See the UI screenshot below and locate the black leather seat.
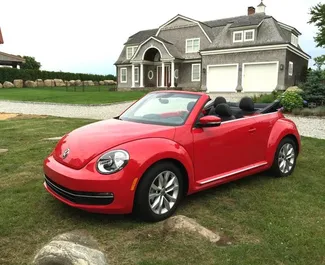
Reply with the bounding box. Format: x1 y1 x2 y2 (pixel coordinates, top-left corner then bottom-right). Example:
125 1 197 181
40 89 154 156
208 96 227 115
214 103 236 121
239 97 256 115
230 106 244 118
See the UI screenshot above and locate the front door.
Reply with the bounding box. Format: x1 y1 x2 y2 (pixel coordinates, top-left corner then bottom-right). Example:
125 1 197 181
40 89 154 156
157 65 170 87
192 117 261 185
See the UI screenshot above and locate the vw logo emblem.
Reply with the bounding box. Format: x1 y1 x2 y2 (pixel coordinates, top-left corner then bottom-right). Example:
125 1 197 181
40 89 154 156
62 148 70 159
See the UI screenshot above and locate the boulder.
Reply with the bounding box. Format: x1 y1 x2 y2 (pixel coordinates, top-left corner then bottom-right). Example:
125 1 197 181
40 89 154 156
0 83 3 88
13 79 24 88
163 215 220 243
69 80 76 86
25 80 37 88
99 81 105 85
54 79 65 87
75 80 82 86
44 79 55 87
32 231 108 265
3 81 14 88
36 79 44 87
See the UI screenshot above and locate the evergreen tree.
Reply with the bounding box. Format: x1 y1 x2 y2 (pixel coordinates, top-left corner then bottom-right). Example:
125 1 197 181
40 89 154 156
302 70 325 105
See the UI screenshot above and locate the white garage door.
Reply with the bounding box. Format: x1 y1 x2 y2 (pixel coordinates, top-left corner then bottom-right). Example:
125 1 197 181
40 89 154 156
207 65 238 92
242 62 278 92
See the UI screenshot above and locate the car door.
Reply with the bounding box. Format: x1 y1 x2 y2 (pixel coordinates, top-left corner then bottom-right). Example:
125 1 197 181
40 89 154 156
192 116 260 184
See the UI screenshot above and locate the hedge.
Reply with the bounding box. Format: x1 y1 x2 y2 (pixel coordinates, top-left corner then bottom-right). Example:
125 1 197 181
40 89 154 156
0 68 116 83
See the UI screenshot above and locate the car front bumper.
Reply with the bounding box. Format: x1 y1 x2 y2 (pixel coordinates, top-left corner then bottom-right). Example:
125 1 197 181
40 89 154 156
43 155 137 214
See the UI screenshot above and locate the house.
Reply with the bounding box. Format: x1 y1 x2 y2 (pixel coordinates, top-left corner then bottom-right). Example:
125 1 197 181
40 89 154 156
0 27 25 68
114 1 310 94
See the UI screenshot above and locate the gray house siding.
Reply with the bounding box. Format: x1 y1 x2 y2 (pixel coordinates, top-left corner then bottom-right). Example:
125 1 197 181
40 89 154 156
117 66 132 89
285 50 308 87
201 49 287 91
178 63 202 89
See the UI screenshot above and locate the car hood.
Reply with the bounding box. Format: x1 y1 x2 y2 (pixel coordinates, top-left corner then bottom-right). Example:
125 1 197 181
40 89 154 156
53 119 176 170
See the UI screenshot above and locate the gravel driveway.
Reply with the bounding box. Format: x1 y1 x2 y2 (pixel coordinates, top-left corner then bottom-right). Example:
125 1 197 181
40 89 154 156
0 100 324 140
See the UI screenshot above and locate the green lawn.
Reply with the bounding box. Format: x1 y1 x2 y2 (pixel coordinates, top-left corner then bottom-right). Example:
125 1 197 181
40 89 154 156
0 116 324 265
0 86 147 104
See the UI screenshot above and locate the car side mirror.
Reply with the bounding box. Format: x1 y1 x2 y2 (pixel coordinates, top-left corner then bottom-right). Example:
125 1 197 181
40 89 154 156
197 116 221 128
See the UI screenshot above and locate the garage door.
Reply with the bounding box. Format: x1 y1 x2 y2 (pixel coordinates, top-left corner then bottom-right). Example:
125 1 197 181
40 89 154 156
242 63 278 92
207 65 238 92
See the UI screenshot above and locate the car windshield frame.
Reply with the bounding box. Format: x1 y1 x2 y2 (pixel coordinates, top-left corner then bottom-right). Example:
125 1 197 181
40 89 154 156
119 92 201 126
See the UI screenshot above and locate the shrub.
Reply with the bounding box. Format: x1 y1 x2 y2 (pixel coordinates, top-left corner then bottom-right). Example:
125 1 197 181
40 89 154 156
279 91 304 112
301 69 325 105
253 91 283 103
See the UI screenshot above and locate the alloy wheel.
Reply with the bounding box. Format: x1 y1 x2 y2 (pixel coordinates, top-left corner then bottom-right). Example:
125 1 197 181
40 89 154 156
148 170 179 215
278 143 295 174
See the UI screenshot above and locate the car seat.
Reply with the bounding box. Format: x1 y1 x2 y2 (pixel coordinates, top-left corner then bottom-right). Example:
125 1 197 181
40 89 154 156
214 103 236 122
239 97 255 115
208 96 227 115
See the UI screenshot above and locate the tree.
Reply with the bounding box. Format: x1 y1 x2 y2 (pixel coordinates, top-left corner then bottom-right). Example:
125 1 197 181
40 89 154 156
20 56 41 70
302 69 325 105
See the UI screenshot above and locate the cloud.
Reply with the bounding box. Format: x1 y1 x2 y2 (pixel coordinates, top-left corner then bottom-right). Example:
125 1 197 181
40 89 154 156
0 0 322 75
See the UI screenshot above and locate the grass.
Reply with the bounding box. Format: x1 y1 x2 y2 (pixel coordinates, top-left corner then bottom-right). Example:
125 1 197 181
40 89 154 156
0 86 147 104
0 116 325 265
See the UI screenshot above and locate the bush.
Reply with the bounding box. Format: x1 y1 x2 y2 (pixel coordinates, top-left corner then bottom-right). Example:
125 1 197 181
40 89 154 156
0 68 116 83
253 91 283 103
301 69 325 105
279 91 304 112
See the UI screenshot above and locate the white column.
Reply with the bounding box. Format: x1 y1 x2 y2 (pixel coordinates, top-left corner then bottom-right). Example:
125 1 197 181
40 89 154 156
131 64 135 88
140 63 144 87
161 61 165 87
171 61 175 87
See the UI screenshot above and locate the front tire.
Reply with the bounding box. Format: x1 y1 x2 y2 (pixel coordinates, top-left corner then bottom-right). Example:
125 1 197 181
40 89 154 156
134 162 184 222
271 137 298 178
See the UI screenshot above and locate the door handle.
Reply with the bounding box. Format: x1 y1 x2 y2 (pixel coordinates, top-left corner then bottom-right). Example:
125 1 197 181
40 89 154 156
248 128 256 133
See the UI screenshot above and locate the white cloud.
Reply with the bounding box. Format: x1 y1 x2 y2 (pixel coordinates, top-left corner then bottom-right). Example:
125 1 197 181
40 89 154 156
0 0 322 75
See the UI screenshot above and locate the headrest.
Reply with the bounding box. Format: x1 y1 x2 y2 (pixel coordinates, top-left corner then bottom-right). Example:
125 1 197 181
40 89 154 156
215 103 233 117
239 97 254 111
213 96 227 107
187 101 195 111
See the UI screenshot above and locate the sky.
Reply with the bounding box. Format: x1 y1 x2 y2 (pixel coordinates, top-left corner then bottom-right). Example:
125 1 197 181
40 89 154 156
0 0 324 76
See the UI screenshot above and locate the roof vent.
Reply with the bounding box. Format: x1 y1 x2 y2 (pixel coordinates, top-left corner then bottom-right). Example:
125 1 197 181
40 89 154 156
256 0 266 13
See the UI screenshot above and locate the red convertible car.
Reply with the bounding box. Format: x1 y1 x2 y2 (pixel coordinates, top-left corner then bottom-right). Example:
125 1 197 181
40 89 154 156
43 90 300 222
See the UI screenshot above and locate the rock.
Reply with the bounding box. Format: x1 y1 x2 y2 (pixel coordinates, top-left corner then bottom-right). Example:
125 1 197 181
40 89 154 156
0 149 8 153
104 80 116 85
75 80 82 86
54 79 65 87
13 79 24 88
44 79 55 87
163 215 220 243
99 81 105 85
25 80 37 88
32 231 108 265
36 79 44 87
3 81 14 88
0 83 3 88
69 80 76 86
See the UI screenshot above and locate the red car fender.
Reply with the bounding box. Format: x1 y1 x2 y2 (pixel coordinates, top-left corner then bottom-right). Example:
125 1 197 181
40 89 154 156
266 118 301 165
117 138 195 194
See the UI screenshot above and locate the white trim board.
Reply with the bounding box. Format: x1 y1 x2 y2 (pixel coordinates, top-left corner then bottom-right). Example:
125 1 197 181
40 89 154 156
131 36 174 61
155 14 212 43
200 44 310 61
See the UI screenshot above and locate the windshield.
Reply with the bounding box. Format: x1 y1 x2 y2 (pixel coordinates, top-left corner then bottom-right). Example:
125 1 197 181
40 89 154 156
119 92 201 126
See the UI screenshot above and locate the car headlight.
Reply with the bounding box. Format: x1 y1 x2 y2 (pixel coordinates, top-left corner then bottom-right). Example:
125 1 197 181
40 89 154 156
97 150 129 174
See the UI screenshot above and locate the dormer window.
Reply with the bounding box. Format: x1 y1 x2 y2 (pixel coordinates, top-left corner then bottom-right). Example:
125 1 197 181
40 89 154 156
233 29 255 43
126 46 138 59
186 38 200 53
291 34 298 47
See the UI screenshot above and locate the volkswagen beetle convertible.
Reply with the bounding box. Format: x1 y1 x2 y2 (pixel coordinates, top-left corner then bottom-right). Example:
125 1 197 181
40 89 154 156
43 90 300 222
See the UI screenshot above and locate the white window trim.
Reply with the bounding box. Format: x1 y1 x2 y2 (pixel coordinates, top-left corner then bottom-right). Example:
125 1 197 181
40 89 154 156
244 29 255 42
233 31 243 43
134 67 139 83
126 46 138 59
186 38 200 53
120 68 127 83
148 70 154 80
191 63 201 82
288 61 293 76
291 34 298 47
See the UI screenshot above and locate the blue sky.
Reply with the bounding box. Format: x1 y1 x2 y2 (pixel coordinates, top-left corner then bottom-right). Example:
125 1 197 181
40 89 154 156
0 0 323 75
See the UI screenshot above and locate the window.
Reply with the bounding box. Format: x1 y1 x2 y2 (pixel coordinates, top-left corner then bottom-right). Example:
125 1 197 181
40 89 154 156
192 64 201 82
288 61 293 76
148 70 154 80
174 69 179 79
120 68 127 83
126 46 138 59
233 31 243 42
244 30 255 41
186 38 200 53
291 34 298 47
134 67 139 83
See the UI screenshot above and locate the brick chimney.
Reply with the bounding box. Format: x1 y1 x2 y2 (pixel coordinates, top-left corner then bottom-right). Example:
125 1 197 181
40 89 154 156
0 27 3 44
248 6 256 15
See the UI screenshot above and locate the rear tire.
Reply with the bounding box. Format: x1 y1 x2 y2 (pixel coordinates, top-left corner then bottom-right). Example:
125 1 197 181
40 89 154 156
134 161 184 222
271 137 297 178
